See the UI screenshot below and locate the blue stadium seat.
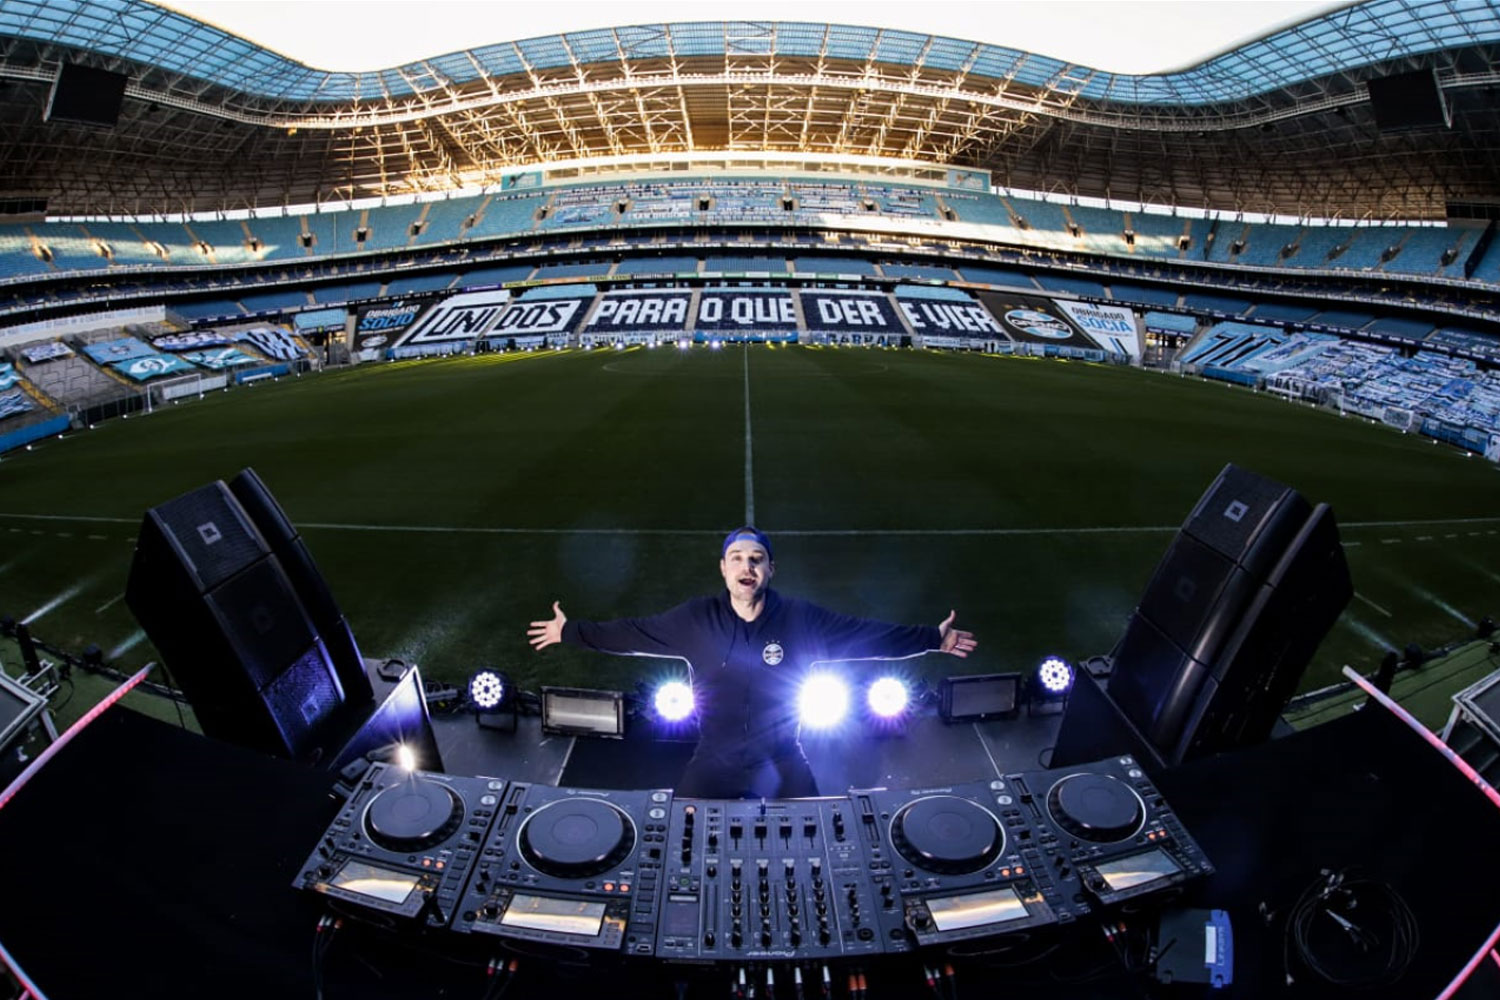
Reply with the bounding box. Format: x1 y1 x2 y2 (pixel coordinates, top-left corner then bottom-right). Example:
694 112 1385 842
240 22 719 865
238 288 313 312
383 273 457 295
879 262 958 281
615 256 699 275
1033 274 1108 298
456 263 535 287
170 298 245 320
1181 291 1251 315
1108 283 1179 307
311 281 383 304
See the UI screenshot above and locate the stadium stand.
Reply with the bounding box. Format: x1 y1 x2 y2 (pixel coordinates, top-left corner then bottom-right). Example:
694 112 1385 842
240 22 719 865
1181 291 1252 315
1308 308 1375 330
242 215 309 261
532 260 613 280
615 256 699 275
466 194 546 238
1108 283 1180 307
1246 301 1318 323
0 226 52 278
167 298 245 320
311 281 383 304
383 272 457 295
17 349 132 408
956 264 1037 288
1033 274 1108 298
703 256 789 273
792 256 877 275
455 263 535 287
1143 311 1200 334
879 262 959 281
238 288 313 312
1366 316 1437 338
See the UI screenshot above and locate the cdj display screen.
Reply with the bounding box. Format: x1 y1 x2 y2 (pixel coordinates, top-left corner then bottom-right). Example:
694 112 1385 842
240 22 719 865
330 861 420 904
926 886 1027 931
502 895 608 937
1095 848 1181 891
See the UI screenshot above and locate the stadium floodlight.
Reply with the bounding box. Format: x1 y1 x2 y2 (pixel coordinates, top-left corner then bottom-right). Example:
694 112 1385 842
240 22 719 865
653 680 696 722
865 676 910 719
469 668 517 732
798 673 850 730
1028 657 1074 716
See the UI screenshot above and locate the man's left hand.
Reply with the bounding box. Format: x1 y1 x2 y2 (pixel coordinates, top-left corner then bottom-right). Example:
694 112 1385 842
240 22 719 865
937 610 977 658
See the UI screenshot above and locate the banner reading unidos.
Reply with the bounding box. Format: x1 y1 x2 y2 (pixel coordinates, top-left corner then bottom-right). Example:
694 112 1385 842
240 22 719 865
397 289 511 346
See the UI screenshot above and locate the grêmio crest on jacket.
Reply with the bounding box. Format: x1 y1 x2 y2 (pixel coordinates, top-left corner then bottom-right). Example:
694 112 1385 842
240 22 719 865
761 642 785 666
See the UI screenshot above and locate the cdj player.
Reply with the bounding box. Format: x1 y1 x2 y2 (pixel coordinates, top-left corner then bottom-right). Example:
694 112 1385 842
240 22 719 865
450 783 671 956
293 763 503 928
297 754 1212 965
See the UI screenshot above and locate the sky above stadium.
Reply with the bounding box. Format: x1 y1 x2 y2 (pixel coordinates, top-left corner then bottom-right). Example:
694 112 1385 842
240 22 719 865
154 0 1354 75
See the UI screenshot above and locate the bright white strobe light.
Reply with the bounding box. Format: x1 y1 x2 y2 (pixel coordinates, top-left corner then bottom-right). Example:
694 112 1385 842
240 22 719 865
469 670 506 710
866 677 910 718
798 673 851 729
1037 657 1074 695
653 680 696 722
395 744 417 772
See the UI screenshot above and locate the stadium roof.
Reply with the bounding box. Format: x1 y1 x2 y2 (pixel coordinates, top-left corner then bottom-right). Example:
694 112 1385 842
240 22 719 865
1 0 1498 219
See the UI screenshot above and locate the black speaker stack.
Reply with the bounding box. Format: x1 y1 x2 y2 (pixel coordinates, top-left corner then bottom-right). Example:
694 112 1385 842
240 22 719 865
125 470 374 763
1058 463 1352 768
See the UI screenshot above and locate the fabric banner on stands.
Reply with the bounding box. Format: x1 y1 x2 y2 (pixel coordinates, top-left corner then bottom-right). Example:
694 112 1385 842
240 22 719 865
19 341 73 363
110 354 195 381
695 290 797 331
488 297 589 337
236 327 308 360
0 389 33 420
798 290 905 334
83 337 156 364
584 291 692 332
182 348 259 371
154 331 234 351
897 295 1002 338
974 291 1103 350
1055 300 1140 359
354 300 422 354
396 289 512 346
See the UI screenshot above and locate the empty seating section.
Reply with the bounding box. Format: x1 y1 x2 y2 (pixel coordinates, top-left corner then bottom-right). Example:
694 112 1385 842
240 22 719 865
358 203 425 252
1290 226 1353 268
384 273 456 295
0 227 52 279
170 298 244 320
1247 301 1317 323
532 261 611 280
1308 309 1374 331
1065 205 1125 255
416 196 485 244
1033 274 1107 299
238 288 312 313
81 222 167 267
938 192 1013 228
1232 224 1299 267
868 187 936 218
1397 227 1469 278
703 256 788 273
1335 230 1395 270
180 219 259 265
19 352 131 407
466 195 545 238
1181 292 1250 315
1366 316 1436 339
792 256 876 275
1124 212 1197 257
311 281 382 304
957 264 1036 288
456 264 535 287
243 216 308 261
39 225 110 272
615 256 699 275
299 213 342 255
879 263 957 281
1109 283 1179 307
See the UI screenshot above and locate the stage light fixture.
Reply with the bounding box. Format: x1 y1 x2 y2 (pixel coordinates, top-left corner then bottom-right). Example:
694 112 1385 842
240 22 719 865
468 668 517 732
798 673 850 729
542 686 625 738
469 669 507 711
1028 657 1074 716
865 676 910 719
653 680 695 722
395 743 417 772
1037 657 1075 695
938 672 1021 723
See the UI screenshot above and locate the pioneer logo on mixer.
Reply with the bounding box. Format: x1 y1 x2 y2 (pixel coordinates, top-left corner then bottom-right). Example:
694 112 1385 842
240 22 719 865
762 642 784 665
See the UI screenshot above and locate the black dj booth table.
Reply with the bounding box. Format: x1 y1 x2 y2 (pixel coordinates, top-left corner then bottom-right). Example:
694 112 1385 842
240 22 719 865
2 703 1498 1000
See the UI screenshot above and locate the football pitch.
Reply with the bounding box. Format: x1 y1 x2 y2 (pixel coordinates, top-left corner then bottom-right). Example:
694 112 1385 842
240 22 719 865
4 344 1500 713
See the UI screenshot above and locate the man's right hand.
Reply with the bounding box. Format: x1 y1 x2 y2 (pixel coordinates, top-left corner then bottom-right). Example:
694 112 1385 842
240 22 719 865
527 601 567 650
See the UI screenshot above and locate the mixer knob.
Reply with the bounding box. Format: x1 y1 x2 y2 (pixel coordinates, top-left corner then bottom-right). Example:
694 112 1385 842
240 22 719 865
914 913 931 930
785 862 796 879
757 859 769 875
707 865 717 878
732 904 742 918
787 903 799 917
780 822 792 840
789 929 801 947
731 929 743 948
804 821 817 839
708 832 718 849
483 903 499 919
704 931 715 948
754 823 767 841
816 902 827 916
760 930 772 948
732 889 742 903
760 903 770 919
819 927 831 945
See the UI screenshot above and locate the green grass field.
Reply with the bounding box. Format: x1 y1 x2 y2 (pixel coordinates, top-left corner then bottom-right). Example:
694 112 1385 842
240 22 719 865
4 345 1500 712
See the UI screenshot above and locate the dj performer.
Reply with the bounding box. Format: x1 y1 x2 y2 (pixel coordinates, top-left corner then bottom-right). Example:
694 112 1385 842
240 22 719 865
528 527 976 798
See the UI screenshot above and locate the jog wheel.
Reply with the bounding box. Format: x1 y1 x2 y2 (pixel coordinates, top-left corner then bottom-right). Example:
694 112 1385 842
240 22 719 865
889 796 1003 875
364 776 464 852
518 798 635 878
1046 774 1145 843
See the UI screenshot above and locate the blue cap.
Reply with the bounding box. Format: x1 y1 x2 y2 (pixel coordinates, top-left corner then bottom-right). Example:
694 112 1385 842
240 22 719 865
721 526 773 561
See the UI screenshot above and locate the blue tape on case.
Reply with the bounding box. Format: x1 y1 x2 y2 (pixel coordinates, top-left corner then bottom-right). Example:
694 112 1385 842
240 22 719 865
1205 908 1233 988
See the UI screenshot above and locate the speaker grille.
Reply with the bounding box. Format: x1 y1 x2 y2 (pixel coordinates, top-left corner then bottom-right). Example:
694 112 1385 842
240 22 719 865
263 643 342 759
152 483 267 592
1183 465 1293 560
204 559 317 689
